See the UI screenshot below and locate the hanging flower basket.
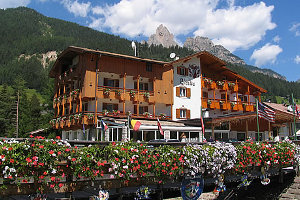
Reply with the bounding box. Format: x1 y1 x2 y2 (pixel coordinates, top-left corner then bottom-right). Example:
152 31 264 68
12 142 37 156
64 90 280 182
102 109 109 116
143 92 150 99
129 90 136 98
228 82 235 89
71 89 79 97
103 88 111 96
143 112 151 118
114 89 122 96
113 110 120 116
87 113 94 120
159 113 167 119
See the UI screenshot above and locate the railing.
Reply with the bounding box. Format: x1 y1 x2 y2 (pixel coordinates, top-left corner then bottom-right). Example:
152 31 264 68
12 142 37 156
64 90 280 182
202 98 255 112
51 111 172 128
202 77 238 92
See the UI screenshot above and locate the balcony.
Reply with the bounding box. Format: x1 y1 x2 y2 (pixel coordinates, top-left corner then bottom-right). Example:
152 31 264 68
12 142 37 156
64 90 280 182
202 98 253 112
51 111 171 129
97 86 154 103
202 77 238 93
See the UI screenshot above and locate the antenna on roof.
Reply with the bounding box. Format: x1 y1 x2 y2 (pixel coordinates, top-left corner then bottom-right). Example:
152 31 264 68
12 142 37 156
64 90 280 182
131 41 137 57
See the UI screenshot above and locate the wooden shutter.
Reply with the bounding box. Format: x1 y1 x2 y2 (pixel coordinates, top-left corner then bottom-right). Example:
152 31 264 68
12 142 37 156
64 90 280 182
176 109 180 119
176 87 180 97
186 109 190 119
187 88 191 97
177 67 180 75
115 79 119 88
134 105 137 114
185 68 189 76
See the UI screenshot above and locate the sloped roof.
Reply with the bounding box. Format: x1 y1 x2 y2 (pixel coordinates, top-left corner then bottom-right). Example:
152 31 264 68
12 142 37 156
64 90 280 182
264 102 299 123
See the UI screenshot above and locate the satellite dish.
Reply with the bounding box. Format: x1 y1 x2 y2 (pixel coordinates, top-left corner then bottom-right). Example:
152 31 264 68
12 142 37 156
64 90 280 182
175 56 179 60
170 52 176 59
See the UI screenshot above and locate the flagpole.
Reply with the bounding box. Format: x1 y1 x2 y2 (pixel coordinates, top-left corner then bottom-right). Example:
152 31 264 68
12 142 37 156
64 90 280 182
256 99 260 141
200 105 204 142
127 115 130 140
292 93 296 140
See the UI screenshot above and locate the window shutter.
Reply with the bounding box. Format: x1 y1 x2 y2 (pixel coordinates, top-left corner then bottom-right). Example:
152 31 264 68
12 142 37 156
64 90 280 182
134 105 137 114
176 109 180 119
176 87 180 97
177 67 180 75
187 88 191 97
185 68 189 76
186 109 190 119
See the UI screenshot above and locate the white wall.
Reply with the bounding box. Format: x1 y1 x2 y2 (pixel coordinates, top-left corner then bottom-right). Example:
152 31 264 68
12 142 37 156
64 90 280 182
173 57 201 120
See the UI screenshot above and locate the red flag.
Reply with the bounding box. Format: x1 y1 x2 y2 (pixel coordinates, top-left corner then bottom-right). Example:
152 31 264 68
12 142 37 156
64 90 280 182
101 120 108 131
157 118 164 135
200 116 205 137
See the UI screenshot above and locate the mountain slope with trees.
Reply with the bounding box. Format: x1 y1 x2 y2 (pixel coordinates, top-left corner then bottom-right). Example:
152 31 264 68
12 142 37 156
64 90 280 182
0 7 299 137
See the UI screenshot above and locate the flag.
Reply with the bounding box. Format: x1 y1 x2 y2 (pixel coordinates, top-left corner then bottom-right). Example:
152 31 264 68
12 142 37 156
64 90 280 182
157 118 164 135
257 102 275 123
101 120 108 132
130 118 141 131
200 116 205 138
296 105 300 119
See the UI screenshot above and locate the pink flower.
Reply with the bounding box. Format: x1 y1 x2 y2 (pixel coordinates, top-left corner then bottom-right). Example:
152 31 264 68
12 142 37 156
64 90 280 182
71 158 76 162
65 148 70 152
39 145 44 149
56 136 61 140
51 177 55 181
59 183 63 188
50 184 55 188
49 150 54 155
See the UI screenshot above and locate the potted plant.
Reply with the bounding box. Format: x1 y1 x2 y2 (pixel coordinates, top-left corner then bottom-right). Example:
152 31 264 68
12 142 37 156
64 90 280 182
207 99 212 106
103 88 111 96
230 102 236 109
216 80 225 87
87 113 94 120
69 114 74 121
71 89 79 97
102 109 109 116
129 90 136 98
159 113 167 119
143 112 151 118
219 100 224 106
113 110 120 116
228 82 235 89
143 92 150 99
126 111 132 116
114 89 122 96
49 119 56 126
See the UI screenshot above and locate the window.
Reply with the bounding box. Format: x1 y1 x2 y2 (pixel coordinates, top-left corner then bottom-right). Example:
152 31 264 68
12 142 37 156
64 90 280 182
221 94 229 100
134 105 148 115
103 103 118 112
180 109 186 118
83 102 88 112
180 88 186 97
176 108 190 119
176 87 191 97
103 78 119 88
134 82 149 91
203 91 208 98
177 66 188 76
146 63 152 72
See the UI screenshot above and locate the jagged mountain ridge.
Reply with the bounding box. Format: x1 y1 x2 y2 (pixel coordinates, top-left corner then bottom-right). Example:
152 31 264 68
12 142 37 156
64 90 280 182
148 24 286 81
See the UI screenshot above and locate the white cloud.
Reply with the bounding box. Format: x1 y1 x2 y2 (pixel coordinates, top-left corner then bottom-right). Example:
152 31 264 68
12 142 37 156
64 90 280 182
0 0 31 9
289 23 300 36
272 35 280 43
250 43 282 67
88 0 275 52
62 0 91 17
295 55 300 64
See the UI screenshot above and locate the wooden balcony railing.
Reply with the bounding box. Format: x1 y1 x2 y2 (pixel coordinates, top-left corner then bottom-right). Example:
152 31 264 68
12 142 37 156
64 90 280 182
202 98 255 112
51 111 171 129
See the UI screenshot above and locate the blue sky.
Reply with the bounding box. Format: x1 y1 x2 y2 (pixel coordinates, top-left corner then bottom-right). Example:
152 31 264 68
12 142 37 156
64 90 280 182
1 0 300 81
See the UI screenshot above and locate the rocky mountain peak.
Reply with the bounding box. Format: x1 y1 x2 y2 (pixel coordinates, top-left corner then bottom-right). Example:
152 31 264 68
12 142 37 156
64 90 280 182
147 24 177 48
